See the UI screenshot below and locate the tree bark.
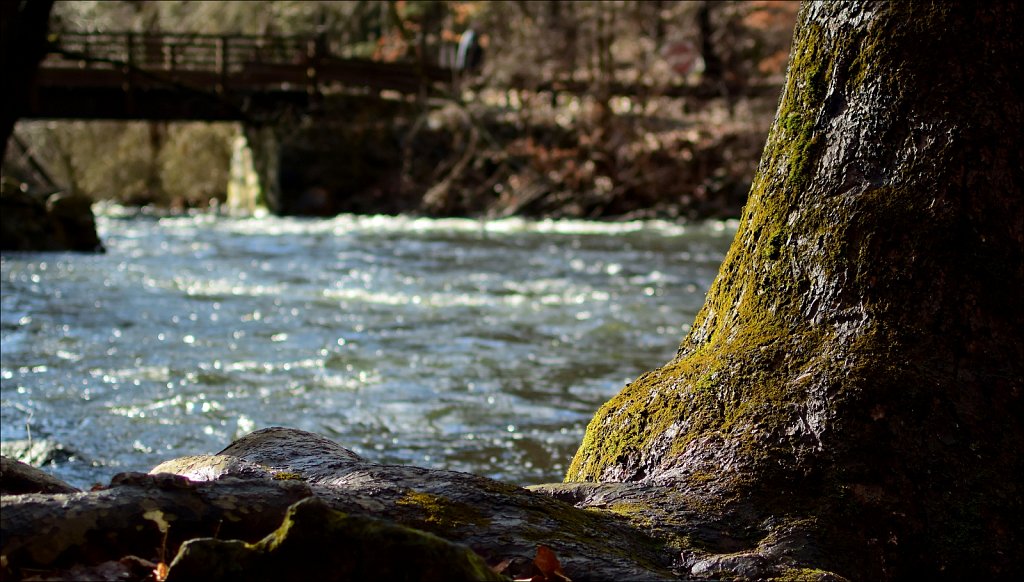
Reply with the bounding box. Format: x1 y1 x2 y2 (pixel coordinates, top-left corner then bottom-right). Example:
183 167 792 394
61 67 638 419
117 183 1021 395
0 0 55 164
696 1 722 84
568 1 1023 579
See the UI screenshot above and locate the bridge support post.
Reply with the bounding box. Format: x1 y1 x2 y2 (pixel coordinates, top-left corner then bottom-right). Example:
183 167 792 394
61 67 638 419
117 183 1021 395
227 124 281 215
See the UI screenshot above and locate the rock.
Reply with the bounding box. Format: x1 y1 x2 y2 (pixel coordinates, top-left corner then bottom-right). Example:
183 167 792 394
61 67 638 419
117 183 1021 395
1 428 848 580
165 496 506 582
45 192 104 252
0 473 313 575
0 438 86 466
1 557 156 582
157 427 678 580
0 456 79 495
0 186 104 252
0 188 52 251
150 454 274 482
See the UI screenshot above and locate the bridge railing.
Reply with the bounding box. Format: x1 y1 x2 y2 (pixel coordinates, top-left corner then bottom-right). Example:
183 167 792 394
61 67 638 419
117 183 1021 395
45 31 322 76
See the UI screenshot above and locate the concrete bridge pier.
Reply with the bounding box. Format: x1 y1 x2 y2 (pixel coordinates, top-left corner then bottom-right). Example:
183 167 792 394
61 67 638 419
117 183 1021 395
227 124 282 215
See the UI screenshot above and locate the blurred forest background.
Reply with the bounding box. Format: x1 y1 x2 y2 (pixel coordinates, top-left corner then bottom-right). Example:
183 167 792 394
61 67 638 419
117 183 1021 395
7 0 798 219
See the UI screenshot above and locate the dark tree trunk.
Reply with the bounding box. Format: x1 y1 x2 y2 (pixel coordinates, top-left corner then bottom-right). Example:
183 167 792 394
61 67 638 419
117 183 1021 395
0 0 55 164
696 1 722 84
568 1 1023 579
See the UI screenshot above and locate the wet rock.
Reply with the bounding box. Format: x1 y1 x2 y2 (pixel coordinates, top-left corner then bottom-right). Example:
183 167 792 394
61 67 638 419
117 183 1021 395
1 557 155 582
150 454 275 481
0 456 79 495
0 474 313 575
155 428 677 581
0 187 104 252
165 496 505 582
1 427 840 580
216 425 366 470
0 438 86 466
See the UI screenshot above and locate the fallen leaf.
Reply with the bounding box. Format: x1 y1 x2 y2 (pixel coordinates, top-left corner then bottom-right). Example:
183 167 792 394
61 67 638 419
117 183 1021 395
533 545 571 582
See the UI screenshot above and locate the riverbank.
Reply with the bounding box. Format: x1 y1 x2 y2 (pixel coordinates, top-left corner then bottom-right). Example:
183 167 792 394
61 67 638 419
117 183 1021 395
231 89 780 220
9 88 779 221
415 91 777 221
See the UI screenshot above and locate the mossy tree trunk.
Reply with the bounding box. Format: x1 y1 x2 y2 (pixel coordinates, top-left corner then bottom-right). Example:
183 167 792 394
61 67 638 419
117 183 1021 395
568 1 1023 579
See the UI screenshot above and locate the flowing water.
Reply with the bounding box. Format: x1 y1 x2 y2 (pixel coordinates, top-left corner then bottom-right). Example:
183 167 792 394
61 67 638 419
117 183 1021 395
1 206 735 488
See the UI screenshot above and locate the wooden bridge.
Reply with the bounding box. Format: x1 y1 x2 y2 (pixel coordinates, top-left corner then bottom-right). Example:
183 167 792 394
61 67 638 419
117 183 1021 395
26 30 786 124
25 31 455 122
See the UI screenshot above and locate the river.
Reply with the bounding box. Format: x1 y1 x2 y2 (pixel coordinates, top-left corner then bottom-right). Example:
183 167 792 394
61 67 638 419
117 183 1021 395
0 207 735 488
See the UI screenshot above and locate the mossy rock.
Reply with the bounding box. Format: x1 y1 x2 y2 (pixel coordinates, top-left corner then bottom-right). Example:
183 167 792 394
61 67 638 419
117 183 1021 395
165 496 506 582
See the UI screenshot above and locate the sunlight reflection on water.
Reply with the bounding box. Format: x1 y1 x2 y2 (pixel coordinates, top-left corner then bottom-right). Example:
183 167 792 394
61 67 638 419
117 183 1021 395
1 208 735 487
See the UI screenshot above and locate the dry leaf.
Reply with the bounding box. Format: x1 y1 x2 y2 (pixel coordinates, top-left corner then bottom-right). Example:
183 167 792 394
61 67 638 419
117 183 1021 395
533 545 571 582
154 561 169 582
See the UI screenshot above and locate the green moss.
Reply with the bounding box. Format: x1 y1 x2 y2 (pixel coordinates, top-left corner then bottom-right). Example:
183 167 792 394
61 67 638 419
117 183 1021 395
477 478 527 497
395 490 491 532
605 501 654 526
762 229 784 261
775 21 830 193
847 36 873 92
566 13 841 485
515 496 684 577
567 310 808 482
166 497 505 582
271 471 304 481
518 494 618 546
523 506 633 559
776 567 848 581
688 470 716 483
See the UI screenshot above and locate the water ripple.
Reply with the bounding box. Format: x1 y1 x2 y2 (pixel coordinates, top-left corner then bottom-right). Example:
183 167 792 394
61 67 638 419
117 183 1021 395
1 209 733 486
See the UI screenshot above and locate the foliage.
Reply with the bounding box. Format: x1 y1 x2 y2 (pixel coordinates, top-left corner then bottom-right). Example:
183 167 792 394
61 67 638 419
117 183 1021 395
10 1 798 216
14 121 234 208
